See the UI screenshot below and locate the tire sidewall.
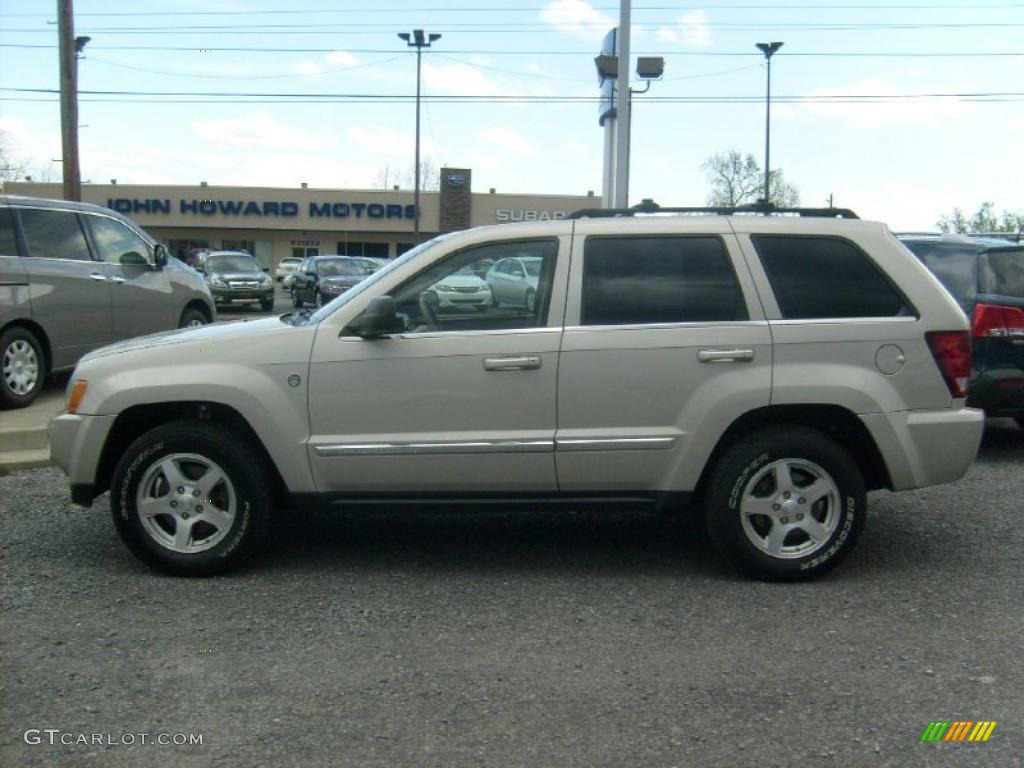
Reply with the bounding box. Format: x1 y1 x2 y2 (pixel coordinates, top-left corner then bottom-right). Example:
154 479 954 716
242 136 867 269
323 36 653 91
110 424 269 576
707 429 865 580
0 326 45 408
178 308 207 328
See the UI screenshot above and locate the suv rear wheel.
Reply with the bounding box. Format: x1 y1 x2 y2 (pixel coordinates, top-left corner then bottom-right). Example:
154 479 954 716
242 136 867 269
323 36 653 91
0 326 45 409
705 427 865 580
110 421 272 575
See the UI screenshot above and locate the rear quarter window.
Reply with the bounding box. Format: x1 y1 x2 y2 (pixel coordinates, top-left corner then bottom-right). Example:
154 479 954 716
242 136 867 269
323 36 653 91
979 249 1024 298
752 235 913 319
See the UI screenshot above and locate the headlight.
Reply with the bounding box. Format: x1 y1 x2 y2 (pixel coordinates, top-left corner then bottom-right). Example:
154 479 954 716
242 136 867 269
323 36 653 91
437 284 456 292
210 275 227 287
260 274 271 285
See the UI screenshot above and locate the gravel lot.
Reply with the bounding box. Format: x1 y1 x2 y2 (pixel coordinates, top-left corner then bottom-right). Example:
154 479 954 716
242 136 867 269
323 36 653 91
1 420 1022 768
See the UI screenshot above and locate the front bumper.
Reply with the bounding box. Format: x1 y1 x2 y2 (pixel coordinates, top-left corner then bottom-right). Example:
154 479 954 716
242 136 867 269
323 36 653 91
860 407 984 491
211 287 274 303
48 411 118 507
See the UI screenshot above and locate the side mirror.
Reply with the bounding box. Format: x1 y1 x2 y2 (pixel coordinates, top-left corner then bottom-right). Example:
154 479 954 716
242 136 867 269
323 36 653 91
153 243 169 268
345 295 398 338
262 266 270 273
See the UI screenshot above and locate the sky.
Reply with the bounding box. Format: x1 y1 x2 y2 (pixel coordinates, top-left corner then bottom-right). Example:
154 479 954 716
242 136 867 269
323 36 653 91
0 0 1022 229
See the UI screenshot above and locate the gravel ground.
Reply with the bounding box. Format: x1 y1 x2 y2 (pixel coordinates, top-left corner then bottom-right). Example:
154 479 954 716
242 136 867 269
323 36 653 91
1 420 1022 768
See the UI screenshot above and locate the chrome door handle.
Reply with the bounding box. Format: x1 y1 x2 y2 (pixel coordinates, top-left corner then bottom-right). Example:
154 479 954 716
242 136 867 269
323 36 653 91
483 356 542 371
698 348 755 363
110 276 126 284
89 272 108 282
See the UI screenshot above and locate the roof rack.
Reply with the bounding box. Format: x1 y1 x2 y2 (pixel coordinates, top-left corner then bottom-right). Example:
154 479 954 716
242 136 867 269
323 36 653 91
568 198 860 220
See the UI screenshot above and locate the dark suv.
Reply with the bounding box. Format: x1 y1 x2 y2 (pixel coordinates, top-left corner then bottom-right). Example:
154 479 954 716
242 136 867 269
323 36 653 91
900 234 1024 427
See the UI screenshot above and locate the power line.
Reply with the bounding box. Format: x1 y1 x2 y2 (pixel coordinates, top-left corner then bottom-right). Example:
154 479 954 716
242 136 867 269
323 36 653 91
4 43 1024 58
2 2 1022 16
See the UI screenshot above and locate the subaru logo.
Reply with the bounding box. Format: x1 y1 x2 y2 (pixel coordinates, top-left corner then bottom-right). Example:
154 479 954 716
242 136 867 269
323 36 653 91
446 173 466 188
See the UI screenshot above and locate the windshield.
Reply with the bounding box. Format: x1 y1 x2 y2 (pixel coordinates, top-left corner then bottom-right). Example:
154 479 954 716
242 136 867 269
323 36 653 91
207 254 260 273
305 232 459 324
318 259 364 277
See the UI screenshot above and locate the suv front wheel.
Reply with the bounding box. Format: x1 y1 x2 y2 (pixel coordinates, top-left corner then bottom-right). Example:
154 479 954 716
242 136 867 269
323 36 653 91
705 427 865 580
110 421 272 575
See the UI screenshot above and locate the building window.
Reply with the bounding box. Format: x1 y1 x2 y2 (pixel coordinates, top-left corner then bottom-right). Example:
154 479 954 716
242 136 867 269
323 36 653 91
336 241 389 257
292 245 319 259
397 243 415 256
222 239 255 254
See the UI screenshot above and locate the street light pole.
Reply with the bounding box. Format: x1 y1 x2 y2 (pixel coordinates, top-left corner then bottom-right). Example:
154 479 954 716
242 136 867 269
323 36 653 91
755 41 783 207
398 29 440 243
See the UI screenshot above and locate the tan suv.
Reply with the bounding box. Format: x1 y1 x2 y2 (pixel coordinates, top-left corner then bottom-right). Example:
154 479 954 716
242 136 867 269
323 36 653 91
48 204 984 579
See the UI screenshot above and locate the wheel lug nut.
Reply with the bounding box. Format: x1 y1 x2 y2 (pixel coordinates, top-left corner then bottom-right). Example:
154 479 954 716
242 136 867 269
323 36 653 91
177 487 185 494
181 512 189 519
798 497 806 504
783 492 791 499
772 503 781 511
170 500 178 508
195 505 203 513
796 513 804 521
780 517 789 524
193 490 200 497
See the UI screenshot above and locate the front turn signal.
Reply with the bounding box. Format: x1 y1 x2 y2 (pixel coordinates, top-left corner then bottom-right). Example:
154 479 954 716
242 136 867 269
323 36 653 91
67 380 88 413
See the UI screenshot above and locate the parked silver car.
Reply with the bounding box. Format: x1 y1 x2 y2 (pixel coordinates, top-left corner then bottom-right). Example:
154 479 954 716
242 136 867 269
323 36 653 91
0 195 215 408
486 255 542 310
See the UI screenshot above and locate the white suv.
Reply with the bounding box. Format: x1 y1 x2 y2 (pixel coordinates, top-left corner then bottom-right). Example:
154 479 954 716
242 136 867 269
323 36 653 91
49 204 984 579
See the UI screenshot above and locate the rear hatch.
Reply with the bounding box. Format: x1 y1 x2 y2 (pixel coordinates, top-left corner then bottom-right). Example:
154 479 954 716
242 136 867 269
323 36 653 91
974 245 1024 383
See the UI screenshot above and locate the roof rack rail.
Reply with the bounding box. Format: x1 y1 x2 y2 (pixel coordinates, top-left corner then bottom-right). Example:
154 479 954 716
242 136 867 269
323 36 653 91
568 198 860 220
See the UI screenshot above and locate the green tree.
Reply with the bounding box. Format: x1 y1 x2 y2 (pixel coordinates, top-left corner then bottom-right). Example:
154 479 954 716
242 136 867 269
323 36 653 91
701 150 799 207
938 202 1024 234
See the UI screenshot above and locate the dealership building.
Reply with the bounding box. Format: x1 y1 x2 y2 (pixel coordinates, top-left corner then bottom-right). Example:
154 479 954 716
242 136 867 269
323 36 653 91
7 168 596 269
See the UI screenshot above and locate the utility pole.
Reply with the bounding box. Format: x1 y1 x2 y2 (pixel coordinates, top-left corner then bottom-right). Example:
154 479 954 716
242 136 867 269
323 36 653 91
58 0 82 202
398 29 440 243
612 0 631 207
755 41 783 207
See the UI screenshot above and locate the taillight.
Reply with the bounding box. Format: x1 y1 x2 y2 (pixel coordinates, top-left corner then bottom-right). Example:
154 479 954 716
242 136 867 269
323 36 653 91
972 303 1024 338
925 331 970 399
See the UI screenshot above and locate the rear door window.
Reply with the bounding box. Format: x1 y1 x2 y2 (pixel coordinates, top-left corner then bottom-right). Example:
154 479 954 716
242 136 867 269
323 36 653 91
581 236 747 325
0 208 19 255
20 209 93 261
752 235 912 319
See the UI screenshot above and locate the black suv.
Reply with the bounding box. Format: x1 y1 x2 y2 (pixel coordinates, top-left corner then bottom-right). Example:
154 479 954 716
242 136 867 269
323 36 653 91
900 234 1024 427
290 255 368 308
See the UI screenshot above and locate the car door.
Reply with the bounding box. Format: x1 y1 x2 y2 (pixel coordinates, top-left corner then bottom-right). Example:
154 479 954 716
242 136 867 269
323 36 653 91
555 221 772 492
306 233 570 494
83 212 174 339
16 206 113 369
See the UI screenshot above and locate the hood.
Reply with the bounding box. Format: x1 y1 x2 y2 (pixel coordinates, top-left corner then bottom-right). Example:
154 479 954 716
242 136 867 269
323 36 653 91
81 316 284 362
437 275 487 289
321 275 363 286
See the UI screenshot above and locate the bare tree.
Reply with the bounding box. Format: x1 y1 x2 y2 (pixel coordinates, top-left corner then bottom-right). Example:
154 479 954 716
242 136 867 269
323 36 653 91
375 159 441 191
0 130 29 187
701 149 799 207
938 202 1024 234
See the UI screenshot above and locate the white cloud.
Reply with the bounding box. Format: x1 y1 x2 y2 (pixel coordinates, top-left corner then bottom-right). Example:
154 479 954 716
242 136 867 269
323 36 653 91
347 126 437 158
421 62 514 97
800 79 971 126
480 128 538 157
188 112 329 149
658 10 712 47
326 50 359 67
564 138 587 153
293 60 325 77
679 11 712 47
539 0 615 41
